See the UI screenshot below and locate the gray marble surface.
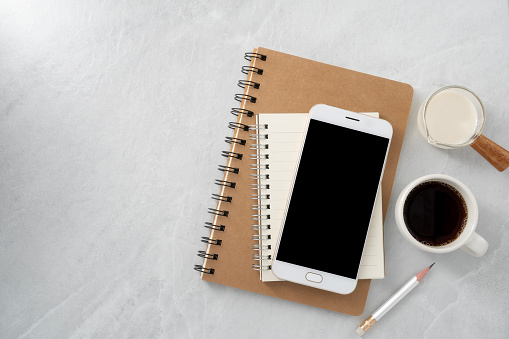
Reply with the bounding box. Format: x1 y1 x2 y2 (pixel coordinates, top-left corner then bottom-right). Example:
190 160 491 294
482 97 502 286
1 1 509 338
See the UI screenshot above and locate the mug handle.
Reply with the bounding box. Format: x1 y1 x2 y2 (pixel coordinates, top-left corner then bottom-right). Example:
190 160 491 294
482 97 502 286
461 232 489 257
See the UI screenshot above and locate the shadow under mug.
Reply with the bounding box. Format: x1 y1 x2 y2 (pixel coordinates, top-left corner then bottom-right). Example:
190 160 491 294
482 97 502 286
395 174 488 257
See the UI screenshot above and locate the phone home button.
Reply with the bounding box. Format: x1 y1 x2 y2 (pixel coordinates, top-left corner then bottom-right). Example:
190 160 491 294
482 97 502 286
305 272 323 283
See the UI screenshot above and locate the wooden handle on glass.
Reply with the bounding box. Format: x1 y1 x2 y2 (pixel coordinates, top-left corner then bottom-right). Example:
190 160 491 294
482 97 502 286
470 134 509 172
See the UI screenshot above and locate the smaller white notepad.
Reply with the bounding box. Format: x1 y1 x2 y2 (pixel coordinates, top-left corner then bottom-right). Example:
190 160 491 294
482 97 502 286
254 113 385 282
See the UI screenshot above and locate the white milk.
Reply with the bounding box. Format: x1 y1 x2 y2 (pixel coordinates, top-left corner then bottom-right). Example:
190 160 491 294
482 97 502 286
424 91 478 145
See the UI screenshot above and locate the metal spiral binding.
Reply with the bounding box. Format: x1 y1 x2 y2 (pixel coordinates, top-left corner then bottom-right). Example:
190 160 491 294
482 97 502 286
234 94 256 103
252 264 271 271
221 151 243 160
252 254 271 260
214 179 236 188
251 224 271 230
250 154 269 160
211 194 232 203
228 122 250 131
208 208 229 217
250 204 270 210
250 173 269 180
249 124 268 130
238 80 260 89
250 193 270 199
195 50 266 276
249 133 268 140
194 265 215 274
251 214 270 220
253 244 271 250
250 163 269 170
252 234 271 240
244 52 267 61
249 122 271 271
249 143 268 150
204 222 225 231
241 66 263 75
198 250 218 260
218 165 239 174
231 108 254 117
225 136 246 146
201 237 222 245
250 183 270 189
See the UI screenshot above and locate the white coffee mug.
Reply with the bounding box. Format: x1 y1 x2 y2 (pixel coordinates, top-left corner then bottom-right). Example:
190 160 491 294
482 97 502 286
395 174 488 257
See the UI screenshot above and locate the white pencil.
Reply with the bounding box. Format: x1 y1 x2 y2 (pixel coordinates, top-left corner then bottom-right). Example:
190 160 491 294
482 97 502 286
356 263 435 336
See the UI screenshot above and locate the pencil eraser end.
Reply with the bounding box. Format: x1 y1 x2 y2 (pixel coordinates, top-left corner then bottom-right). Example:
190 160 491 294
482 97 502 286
356 327 365 336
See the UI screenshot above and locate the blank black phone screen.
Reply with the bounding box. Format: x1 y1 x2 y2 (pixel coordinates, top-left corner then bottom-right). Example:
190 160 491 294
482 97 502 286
275 119 390 279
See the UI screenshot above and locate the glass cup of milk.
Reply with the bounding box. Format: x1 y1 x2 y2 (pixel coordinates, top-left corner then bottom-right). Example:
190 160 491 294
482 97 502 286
417 86 509 172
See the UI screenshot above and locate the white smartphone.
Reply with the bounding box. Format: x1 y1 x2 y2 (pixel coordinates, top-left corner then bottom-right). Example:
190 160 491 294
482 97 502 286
272 104 393 294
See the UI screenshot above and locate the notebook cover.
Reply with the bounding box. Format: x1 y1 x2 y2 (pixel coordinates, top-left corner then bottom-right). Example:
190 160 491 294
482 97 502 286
200 47 413 316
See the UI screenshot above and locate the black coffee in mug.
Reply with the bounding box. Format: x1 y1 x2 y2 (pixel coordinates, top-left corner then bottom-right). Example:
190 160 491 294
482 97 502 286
403 181 468 246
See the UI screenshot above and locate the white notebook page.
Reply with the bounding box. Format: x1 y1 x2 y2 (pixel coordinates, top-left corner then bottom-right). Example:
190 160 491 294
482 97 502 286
255 113 385 281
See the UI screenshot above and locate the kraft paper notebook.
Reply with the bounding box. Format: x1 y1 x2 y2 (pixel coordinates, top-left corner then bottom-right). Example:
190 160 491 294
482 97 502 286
253 113 385 282
195 47 414 316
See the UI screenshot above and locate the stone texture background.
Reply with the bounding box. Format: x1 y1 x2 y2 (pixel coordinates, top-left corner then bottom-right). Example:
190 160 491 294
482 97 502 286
1 1 508 338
